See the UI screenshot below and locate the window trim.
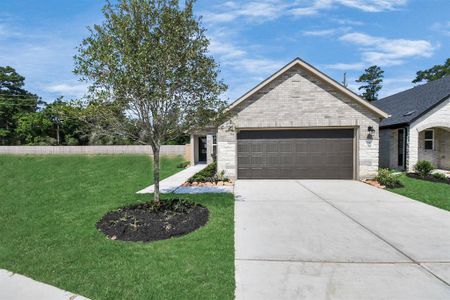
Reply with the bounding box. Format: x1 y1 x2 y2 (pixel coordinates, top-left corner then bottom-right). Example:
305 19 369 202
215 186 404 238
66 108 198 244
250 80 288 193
424 129 434 150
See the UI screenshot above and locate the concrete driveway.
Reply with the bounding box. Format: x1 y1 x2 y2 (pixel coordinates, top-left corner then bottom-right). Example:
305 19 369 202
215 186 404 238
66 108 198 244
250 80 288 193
235 180 450 299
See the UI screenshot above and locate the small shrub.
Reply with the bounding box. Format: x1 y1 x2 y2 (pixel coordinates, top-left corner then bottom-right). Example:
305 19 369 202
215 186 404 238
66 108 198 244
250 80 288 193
376 168 402 188
215 170 230 182
187 162 230 183
432 172 448 181
414 160 434 177
176 161 190 169
188 162 217 183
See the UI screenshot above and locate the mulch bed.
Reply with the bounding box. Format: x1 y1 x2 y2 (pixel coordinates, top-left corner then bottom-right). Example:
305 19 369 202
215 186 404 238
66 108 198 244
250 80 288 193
407 173 450 185
96 199 209 242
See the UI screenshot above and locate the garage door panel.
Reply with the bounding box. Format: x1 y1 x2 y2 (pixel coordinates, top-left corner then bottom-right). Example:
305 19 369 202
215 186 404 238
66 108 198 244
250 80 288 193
237 129 354 179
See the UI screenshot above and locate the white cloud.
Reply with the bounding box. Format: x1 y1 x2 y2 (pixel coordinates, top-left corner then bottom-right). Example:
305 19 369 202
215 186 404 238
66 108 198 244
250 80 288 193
331 18 364 26
203 0 408 24
291 0 332 16
324 62 365 70
0 22 21 38
303 29 337 36
235 58 283 74
335 0 407 12
302 26 351 37
44 82 88 98
339 32 434 66
431 21 450 36
291 0 407 16
209 39 246 59
0 24 6 36
202 1 286 24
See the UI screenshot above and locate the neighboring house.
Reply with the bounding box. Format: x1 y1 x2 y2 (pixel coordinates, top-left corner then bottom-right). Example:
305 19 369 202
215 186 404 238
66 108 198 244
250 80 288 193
190 58 389 180
373 76 450 172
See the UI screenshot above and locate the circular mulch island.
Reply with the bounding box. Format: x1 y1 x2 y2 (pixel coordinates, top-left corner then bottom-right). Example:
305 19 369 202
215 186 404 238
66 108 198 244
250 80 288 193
96 199 209 242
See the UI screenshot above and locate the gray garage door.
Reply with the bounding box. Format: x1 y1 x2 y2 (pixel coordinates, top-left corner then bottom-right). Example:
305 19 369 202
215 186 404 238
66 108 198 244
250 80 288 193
237 129 354 179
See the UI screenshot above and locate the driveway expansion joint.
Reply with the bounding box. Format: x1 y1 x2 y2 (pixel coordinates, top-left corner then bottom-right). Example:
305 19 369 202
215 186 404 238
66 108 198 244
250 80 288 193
236 258 426 264
295 180 450 288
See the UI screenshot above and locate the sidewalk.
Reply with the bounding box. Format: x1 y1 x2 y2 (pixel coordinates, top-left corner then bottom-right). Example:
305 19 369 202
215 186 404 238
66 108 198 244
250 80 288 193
0 269 89 300
137 164 207 194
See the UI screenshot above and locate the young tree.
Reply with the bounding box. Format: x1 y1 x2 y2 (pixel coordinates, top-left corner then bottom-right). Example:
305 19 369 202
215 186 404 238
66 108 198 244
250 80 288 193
413 58 450 84
0 66 41 144
74 0 227 203
356 65 384 102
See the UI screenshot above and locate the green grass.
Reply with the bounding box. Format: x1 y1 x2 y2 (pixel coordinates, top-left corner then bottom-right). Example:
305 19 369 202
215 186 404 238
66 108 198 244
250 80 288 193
389 174 450 211
0 155 235 300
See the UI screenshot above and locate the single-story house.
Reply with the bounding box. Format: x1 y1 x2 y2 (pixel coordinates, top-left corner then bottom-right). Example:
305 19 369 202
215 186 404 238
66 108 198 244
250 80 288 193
373 76 450 172
190 58 389 180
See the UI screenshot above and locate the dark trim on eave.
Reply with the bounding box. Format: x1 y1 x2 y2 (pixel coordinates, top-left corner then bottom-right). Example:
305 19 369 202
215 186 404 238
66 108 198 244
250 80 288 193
380 123 410 130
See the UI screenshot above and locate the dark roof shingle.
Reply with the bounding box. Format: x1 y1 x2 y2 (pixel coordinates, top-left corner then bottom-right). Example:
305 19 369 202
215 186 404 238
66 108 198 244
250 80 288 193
373 76 450 128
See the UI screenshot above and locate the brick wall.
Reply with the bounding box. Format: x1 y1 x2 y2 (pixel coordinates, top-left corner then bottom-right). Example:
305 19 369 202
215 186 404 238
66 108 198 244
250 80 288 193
409 98 450 171
218 65 381 179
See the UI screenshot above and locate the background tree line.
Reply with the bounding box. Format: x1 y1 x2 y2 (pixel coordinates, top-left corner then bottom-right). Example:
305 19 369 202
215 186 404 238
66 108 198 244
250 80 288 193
0 66 189 146
356 58 450 102
1 57 448 145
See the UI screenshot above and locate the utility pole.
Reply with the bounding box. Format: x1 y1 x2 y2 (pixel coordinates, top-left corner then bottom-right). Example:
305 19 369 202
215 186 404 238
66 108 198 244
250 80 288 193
342 72 348 87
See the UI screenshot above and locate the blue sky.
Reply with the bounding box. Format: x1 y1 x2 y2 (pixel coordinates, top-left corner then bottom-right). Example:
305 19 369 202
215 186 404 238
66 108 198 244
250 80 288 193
0 0 449 103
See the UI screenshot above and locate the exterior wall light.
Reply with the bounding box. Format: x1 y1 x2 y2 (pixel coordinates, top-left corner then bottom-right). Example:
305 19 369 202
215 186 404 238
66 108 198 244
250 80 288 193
368 126 376 134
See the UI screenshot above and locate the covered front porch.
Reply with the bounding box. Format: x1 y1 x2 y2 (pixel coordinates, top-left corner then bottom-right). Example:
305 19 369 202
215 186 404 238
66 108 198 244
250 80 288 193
189 128 217 165
408 123 450 171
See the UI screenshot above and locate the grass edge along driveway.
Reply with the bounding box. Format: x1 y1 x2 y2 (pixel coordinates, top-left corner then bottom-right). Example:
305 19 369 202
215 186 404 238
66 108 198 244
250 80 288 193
0 155 235 300
389 173 450 212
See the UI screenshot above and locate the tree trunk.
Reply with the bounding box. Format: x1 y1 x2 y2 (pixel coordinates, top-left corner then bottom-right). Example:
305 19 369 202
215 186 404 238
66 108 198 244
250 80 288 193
56 123 60 145
152 144 161 204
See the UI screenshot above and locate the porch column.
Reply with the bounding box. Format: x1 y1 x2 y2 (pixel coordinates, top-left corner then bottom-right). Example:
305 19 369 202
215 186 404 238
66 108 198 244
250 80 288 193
206 134 214 164
189 134 196 165
407 128 419 172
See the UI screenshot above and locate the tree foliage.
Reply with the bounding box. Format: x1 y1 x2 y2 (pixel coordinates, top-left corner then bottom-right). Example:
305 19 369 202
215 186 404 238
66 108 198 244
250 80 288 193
74 0 227 202
0 66 41 144
356 65 384 102
412 58 450 84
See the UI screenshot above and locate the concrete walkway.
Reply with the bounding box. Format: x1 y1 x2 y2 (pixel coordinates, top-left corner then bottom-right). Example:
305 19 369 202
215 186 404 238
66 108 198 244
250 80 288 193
0 269 89 300
137 164 207 194
235 180 450 299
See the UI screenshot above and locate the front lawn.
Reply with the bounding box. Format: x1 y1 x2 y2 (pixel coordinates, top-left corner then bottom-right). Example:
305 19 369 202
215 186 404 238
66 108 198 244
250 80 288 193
389 174 450 211
0 155 234 300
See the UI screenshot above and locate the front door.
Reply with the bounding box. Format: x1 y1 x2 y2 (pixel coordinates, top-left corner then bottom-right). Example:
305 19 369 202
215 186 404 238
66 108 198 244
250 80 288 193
198 136 207 162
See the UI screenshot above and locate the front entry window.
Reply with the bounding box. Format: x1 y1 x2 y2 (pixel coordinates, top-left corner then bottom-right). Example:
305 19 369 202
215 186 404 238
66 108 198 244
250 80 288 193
424 130 434 150
198 137 207 162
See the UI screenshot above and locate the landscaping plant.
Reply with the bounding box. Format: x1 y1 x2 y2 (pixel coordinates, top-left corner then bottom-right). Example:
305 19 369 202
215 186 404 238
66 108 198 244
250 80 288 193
433 172 448 181
74 0 227 203
376 168 402 188
414 160 435 177
187 162 230 183
176 161 190 169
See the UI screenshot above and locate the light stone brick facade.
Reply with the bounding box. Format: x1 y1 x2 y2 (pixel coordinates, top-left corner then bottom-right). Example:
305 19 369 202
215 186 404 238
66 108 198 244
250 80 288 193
378 97 450 172
217 65 382 180
407 97 450 171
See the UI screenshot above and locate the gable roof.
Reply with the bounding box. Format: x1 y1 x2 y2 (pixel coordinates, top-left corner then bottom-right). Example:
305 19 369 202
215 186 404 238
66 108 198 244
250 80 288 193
226 57 389 119
373 76 450 128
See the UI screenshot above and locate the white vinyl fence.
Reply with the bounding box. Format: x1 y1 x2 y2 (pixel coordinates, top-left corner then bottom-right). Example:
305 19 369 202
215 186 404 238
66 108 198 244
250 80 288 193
0 145 187 157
